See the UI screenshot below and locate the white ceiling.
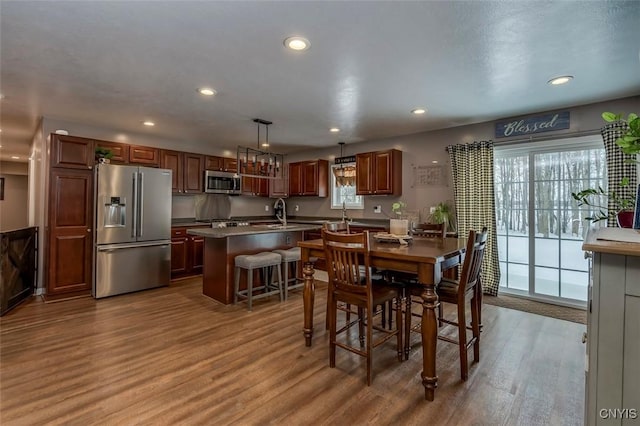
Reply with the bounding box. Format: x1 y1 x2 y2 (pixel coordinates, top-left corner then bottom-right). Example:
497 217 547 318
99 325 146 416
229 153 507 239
1 1 640 162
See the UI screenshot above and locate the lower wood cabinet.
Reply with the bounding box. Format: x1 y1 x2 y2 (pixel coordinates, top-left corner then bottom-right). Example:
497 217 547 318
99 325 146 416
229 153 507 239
171 227 206 279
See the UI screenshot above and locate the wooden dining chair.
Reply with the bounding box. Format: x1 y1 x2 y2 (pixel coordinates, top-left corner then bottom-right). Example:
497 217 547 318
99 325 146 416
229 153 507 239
431 228 487 380
322 229 403 385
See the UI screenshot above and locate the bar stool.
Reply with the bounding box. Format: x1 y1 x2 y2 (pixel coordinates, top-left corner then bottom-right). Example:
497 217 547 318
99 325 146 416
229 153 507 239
234 252 283 311
273 247 302 300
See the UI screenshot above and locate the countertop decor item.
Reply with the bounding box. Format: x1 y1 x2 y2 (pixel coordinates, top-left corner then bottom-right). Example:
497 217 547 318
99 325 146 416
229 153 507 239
429 201 457 233
95 147 113 164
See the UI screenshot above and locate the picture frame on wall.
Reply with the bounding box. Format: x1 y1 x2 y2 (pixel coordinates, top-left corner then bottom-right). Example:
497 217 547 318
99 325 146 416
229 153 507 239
0 177 4 201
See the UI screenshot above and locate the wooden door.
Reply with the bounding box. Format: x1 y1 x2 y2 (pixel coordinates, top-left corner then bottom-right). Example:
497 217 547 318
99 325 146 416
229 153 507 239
190 236 204 274
356 153 373 195
223 157 238 173
47 169 93 295
171 229 188 276
183 153 204 194
160 150 184 193
94 140 129 164
373 150 393 194
302 161 318 195
205 156 224 171
51 134 94 169
288 162 303 196
129 145 160 166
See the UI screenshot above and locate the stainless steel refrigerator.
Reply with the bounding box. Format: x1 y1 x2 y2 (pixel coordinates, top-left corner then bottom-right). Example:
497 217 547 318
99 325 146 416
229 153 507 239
93 163 172 298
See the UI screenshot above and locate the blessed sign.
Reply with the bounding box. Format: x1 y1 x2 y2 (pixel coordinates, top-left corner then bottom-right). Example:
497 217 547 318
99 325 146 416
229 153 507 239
495 111 570 138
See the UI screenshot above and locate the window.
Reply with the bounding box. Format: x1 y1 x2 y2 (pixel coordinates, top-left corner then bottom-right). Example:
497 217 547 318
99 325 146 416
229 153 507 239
330 164 363 209
494 135 605 305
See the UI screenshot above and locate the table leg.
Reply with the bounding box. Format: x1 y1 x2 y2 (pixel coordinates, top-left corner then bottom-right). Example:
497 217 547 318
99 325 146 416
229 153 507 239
420 282 439 401
302 261 316 347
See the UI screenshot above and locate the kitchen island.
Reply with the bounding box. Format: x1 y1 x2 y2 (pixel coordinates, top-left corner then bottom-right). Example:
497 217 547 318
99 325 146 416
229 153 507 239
187 224 322 304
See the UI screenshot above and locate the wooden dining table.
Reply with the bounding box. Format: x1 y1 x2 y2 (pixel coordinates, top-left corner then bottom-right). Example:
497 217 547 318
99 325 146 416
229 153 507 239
298 235 466 401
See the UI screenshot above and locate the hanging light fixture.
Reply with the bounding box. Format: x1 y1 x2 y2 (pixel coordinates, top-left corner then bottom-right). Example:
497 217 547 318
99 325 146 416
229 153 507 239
333 142 357 187
237 118 285 179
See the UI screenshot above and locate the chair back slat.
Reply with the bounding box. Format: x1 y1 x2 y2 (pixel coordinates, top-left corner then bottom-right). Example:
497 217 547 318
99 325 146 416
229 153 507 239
322 229 370 296
458 228 488 295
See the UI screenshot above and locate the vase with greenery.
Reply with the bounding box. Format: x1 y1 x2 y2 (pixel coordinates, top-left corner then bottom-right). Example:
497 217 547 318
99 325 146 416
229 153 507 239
389 201 410 235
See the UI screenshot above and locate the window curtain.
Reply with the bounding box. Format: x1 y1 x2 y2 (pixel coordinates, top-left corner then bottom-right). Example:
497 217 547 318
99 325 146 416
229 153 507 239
601 122 637 227
447 141 500 296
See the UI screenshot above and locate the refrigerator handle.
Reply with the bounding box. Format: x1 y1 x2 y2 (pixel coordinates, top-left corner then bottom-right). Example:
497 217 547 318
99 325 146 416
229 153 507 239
138 171 144 238
132 172 138 238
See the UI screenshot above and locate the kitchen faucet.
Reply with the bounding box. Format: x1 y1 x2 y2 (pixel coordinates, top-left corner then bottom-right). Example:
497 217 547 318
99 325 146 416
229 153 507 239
275 198 287 226
341 201 351 222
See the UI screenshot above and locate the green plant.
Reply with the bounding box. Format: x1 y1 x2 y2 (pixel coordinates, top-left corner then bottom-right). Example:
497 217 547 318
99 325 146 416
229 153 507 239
571 178 636 223
391 201 407 217
429 201 456 232
602 112 640 156
95 147 114 159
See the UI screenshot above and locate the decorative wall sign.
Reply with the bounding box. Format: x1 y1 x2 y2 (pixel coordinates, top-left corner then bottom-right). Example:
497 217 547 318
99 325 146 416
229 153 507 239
495 111 570 138
412 164 447 187
335 155 356 164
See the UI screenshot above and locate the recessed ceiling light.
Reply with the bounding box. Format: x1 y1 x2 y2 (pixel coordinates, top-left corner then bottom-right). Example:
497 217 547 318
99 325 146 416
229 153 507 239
548 75 573 85
411 108 427 115
284 36 310 51
198 87 216 96
54 129 69 135
142 121 155 127
432 160 438 164
11 156 20 159
330 127 340 133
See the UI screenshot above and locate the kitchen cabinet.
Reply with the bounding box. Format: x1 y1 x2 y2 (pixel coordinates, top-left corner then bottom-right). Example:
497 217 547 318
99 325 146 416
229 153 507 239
356 149 402 196
288 160 328 197
269 169 289 198
161 150 204 194
129 145 160 167
46 168 93 297
205 156 238 173
171 227 206 279
50 134 94 170
94 140 129 164
583 229 640 426
240 161 269 197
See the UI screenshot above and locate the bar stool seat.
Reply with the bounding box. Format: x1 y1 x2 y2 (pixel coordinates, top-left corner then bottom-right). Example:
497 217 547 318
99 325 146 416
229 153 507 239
273 247 302 300
234 252 283 311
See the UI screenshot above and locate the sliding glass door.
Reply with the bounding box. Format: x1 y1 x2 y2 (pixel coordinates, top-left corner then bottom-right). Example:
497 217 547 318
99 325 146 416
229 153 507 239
494 136 606 306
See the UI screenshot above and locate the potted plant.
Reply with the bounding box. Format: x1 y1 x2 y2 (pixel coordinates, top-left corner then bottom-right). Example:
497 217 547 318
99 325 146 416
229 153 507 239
571 112 639 228
95 147 114 163
602 112 640 156
571 179 636 227
429 201 457 233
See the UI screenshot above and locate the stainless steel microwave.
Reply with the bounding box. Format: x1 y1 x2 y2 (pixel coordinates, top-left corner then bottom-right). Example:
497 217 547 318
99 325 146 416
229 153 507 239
204 170 241 194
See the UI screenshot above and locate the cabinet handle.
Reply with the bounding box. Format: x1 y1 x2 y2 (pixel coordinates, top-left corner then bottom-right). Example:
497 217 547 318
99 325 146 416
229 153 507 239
87 228 91 232
582 332 587 344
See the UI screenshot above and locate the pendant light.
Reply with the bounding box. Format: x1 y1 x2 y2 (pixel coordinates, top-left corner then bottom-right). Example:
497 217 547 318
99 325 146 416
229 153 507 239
333 142 356 187
237 118 285 178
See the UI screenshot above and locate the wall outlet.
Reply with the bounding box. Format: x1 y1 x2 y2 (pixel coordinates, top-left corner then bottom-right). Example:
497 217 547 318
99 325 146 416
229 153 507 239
295 205 299 212
430 206 436 214
374 205 382 214
265 205 270 212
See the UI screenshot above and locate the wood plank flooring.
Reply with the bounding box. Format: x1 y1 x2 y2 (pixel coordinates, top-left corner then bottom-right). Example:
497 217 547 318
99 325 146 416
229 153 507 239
0 278 586 425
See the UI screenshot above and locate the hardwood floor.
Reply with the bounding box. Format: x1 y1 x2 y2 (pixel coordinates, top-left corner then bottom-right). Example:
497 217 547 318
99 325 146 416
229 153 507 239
0 278 585 425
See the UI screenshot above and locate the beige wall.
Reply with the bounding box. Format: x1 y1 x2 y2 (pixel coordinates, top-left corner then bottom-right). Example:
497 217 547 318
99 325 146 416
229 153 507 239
0 171 29 231
41 96 640 223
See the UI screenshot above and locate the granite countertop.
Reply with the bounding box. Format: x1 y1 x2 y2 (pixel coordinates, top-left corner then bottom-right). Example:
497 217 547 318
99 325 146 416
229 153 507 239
186 223 323 238
173 216 389 229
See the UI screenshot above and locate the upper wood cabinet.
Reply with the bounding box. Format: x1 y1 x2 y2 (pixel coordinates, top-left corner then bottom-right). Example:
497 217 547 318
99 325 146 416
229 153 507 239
288 160 328 197
94 140 129 164
205 156 238 173
129 145 160 167
51 134 94 169
269 165 289 198
356 149 402 196
161 150 203 194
